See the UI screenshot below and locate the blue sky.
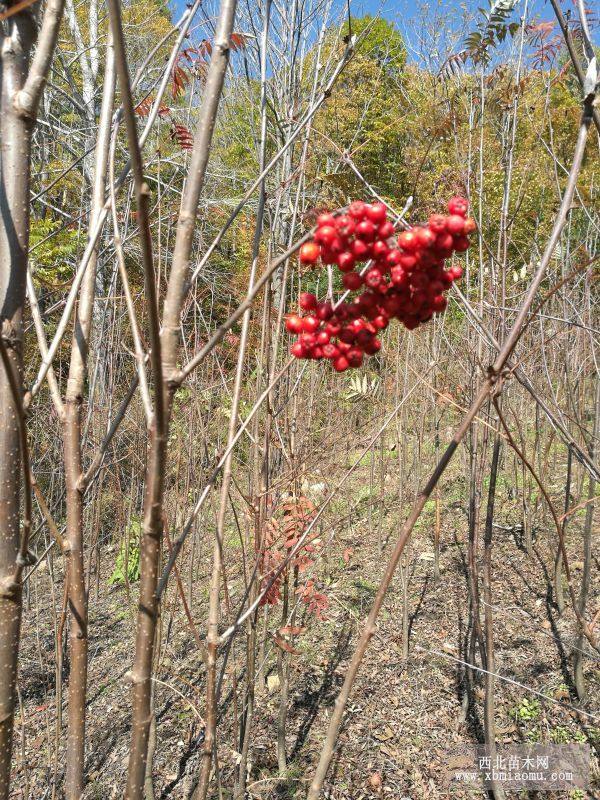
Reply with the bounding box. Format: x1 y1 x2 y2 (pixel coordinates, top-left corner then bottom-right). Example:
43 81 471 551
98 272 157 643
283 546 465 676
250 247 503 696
337 0 552 41
169 0 553 30
168 0 557 64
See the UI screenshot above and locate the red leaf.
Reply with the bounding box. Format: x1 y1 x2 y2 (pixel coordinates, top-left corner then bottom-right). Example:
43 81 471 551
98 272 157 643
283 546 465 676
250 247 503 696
279 625 305 636
170 123 194 150
230 32 247 51
272 633 300 654
198 38 213 57
171 63 189 99
135 97 153 116
135 96 171 118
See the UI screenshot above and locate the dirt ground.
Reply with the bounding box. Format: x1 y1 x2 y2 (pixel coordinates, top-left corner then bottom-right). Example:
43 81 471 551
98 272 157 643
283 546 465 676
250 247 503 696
11 470 600 799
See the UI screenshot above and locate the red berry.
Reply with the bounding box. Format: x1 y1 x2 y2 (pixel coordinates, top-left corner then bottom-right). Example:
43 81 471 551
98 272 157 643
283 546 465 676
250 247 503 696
365 202 387 224
430 260 446 273
330 236 345 254
415 227 436 248
322 343 339 359
365 267 384 289
355 220 376 241
391 266 408 287
358 290 377 308
378 221 395 239
411 288 427 309
351 239 371 260
333 355 350 372
317 212 336 227
299 292 317 311
386 248 402 267
350 317 368 334
319 236 343 258
345 300 361 319
335 214 356 238
428 214 447 233
347 348 364 368
316 301 333 321
301 315 319 333
448 196 469 217
356 329 374 348
372 239 389 259
453 236 470 252
431 294 447 312
336 251 356 272
291 341 307 358
348 200 368 220
342 272 363 291
320 247 338 265
314 225 337 246
382 291 401 313
435 232 454 251
285 314 303 334
335 303 349 320
398 231 419 252
418 250 437 268
289 199 472 357
299 242 320 264
363 337 381 355
446 214 466 235
399 254 417 270
326 319 341 336
410 272 428 290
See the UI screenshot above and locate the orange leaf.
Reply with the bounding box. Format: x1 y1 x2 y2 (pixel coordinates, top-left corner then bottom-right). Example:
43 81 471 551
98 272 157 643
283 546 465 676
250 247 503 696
171 64 190 99
272 633 300 654
279 625 305 636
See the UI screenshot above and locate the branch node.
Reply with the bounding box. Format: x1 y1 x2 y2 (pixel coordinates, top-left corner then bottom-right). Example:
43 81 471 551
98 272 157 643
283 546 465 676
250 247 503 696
0 576 21 600
16 550 36 568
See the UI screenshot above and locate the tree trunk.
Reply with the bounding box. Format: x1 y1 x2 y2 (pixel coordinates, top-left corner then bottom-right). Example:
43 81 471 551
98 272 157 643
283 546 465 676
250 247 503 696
0 11 36 797
483 435 505 800
63 41 115 797
573 379 599 700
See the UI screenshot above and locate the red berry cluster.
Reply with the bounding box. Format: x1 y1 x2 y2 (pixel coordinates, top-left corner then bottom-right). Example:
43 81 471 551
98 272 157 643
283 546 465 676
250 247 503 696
286 198 474 372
